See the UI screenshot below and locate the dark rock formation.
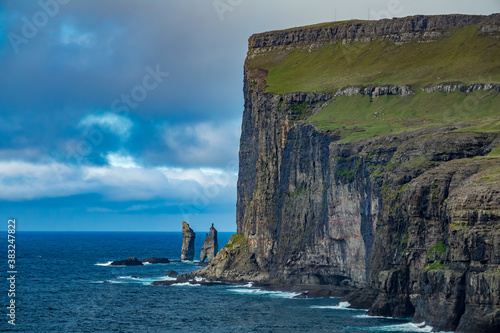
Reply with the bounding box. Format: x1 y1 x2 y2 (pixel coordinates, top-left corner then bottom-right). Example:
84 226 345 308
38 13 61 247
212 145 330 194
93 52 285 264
140 257 170 264
110 257 143 266
200 223 219 262
181 221 196 261
193 14 500 333
167 270 178 278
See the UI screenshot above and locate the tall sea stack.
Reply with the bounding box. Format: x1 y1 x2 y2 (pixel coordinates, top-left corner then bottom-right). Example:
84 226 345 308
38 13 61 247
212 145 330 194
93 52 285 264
192 14 500 333
181 221 195 261
200 223 218 262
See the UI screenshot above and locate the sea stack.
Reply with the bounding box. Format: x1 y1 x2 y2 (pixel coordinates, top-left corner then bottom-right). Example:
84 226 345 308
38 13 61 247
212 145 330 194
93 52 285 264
200 223 219 262
180 221 195 261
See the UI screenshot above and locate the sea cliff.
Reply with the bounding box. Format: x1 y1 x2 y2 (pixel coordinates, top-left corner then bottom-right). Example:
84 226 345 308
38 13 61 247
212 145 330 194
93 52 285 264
195 14 500 332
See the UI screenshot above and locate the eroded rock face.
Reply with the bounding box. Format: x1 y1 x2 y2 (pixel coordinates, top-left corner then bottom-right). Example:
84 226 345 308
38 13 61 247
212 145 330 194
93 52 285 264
200 224 219 262
231 82 500 330
181 221 196 261
196 14 500 333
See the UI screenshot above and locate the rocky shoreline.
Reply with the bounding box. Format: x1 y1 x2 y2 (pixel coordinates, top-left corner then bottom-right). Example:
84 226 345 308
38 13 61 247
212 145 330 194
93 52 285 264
152 275 363 301
180 14 500 333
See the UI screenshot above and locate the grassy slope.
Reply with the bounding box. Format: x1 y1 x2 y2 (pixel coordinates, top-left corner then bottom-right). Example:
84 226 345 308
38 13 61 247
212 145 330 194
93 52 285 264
248 25 500 94
248 22 500 146
307 90 500 142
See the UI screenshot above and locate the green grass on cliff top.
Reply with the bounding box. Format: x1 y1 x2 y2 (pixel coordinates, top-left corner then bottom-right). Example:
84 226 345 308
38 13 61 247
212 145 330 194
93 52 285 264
248 24 500 94
223 233 245 248
307 90 500 143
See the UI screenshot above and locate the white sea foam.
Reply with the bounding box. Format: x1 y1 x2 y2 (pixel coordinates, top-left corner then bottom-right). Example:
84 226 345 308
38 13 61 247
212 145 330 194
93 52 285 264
117 275 176 285
354 314 403 319
310 301 359 310
366 322 452 332
194 277 205 282
171 282 201 287
229 288 301 299
231 282 254 288
94 261 113 266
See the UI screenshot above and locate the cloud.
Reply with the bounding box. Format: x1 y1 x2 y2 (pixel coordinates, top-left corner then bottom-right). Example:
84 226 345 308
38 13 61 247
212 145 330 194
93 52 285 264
79 113 133 139
106 152 138 168
0 160 237 203
0 0 497 230
140 121 241 168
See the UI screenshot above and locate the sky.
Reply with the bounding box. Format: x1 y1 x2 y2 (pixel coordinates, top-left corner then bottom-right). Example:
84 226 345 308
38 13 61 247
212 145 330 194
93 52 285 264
0 0 498 232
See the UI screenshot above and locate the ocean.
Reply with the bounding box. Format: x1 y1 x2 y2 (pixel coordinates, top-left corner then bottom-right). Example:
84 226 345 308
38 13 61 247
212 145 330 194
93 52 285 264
1 232 439 332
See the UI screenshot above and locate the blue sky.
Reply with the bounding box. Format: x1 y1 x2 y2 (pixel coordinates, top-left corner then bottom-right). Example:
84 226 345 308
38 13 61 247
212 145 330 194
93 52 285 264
0 0 498 231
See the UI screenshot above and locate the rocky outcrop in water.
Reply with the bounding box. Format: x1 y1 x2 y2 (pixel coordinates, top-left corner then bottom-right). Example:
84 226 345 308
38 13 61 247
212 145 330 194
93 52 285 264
167 270 178 278
200 224 219 262
140 257 170 264
181 221 196 261
110 257 143 266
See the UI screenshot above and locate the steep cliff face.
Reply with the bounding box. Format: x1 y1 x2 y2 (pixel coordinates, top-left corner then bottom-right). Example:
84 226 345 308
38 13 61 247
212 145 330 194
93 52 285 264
200 14 500 332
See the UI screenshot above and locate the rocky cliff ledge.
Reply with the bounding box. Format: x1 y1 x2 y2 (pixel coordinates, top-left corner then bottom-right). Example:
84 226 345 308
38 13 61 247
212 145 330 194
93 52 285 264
195 14 500 332
248 14 499 49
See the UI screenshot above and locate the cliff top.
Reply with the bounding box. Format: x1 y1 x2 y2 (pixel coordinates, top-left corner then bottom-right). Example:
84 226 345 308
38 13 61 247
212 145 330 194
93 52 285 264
249 14 498 48
244 14 500 143
246 14 500 94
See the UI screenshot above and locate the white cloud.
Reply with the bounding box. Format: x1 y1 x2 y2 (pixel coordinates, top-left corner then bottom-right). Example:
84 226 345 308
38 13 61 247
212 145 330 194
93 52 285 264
106 152 139 168
79 113 133 139
163 121 240 166
0 160 237 203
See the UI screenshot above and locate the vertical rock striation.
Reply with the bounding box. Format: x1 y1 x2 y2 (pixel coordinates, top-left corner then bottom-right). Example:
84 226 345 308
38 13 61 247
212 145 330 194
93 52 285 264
195 14 500 333
181 221 196 261
200 223 219 262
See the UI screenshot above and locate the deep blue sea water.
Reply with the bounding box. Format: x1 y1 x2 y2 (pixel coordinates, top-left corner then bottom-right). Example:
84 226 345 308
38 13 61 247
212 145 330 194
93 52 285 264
0 232 439 332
